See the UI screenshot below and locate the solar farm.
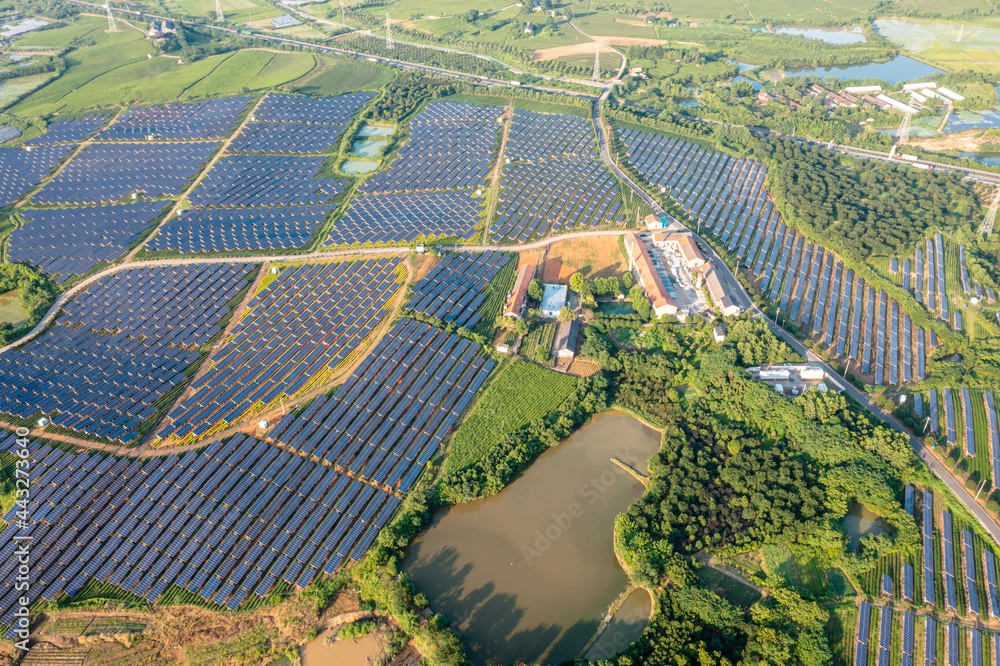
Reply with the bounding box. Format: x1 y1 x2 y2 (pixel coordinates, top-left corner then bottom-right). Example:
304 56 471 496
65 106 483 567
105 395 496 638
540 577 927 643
24 114 110 145
97 97 251 141
853 486 1000 666
615 125 936 387
0 433 400 627
160 258 404 443
324 101 497 246
0 264 254 444
491 109 625 243
11 203 166 281
406 250 515 330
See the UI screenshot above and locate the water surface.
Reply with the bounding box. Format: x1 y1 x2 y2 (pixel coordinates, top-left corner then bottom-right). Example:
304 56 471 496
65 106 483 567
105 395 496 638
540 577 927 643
341 159 379 174
843 502 891 551
351 138 387 158
300 624 383 666
404 412 661 665
584 588 652 661
358 124 394 137
781 55 940 84
773 26 867 44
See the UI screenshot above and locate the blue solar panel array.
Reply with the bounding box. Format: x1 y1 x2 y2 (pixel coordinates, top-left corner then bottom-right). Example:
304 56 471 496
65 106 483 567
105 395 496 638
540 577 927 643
878 606 891 666
34 143 218 205
407 251 512 329
943 510 958 611
148 205 332 254
492 110 622 242
0 433 399 631
902 610 915 666
923 489 936 605
253 92 375 125
0 264 253 443
24 114 110 145
616 125 939 387
229 122 344 154
326 190 482 246
961 387 976 457
0 144 73 206
987 392 1000 492
361 101 499 194
188 154 343 208
944 388 957 447
162 259 401 441
856 599 871 666
98 97 250 140
267 319 495 493
987 550 1000 620
964 528 980 615
926 616 937 666
947 622 959 666
12 202 165 281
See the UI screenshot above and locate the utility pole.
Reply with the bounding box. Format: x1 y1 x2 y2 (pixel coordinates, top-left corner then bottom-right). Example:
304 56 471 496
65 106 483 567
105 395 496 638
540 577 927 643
106 1 119 31
385 13 393 49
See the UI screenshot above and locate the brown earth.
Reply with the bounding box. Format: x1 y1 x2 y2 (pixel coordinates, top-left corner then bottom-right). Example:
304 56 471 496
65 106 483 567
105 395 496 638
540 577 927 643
909 129 999 152
528 235 627 283
21 588 385 666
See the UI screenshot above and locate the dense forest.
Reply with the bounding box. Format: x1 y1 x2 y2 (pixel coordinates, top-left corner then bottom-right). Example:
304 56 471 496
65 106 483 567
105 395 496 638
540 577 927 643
754 135 979 258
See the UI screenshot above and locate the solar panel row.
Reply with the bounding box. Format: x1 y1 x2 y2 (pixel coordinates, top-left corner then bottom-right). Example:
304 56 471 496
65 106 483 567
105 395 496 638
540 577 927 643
0 264 253 443
188 154 343 208
24 114 110 145
162 259 402 441
407 251 512 329
149 205 333 254
0 144 73 206
0 432 399 634
98 97 250 140
13 202 166 281
267 318 496 493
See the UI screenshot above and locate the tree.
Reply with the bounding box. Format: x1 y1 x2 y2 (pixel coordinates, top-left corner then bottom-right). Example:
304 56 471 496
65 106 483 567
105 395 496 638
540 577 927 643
558 306 575 322
534 346 550 364
629 284 652 321
622 271 635 288
569 273 585 293
528 278 544 302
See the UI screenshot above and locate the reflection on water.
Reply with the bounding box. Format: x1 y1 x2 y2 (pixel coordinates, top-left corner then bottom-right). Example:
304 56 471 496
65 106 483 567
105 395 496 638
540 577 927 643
358 124 394 137
351 138 388 158
959 151 1000 167
843 502 891 551
734 75 762 91
404 412 661 665
946 108 1000 133
341 159 379 174
773 26 867 44
584 588 652 661
781 55 940 84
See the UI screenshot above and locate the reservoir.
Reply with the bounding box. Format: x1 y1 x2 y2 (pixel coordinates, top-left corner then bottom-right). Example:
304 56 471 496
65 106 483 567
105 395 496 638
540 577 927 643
404 412 661 665
584 588 653 661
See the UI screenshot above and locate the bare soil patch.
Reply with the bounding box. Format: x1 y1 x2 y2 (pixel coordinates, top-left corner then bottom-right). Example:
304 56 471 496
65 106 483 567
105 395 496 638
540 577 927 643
533 37 667 61
531 235 626 282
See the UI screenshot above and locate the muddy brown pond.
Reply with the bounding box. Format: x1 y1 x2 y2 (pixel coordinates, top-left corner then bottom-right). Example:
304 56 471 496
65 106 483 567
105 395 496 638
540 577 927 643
404 412 660 665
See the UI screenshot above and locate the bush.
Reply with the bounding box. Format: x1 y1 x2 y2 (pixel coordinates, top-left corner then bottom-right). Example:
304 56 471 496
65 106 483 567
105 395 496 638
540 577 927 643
338 620 376 640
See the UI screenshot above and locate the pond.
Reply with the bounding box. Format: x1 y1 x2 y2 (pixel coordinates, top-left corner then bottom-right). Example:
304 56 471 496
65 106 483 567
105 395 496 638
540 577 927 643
357 123 394 137
781 55 940 85
0 290 27 327
772 26 867 44
959 151 1000 168
404 412 661 666
843 502 892 551
733 75 762 91
299 624 384 666
584 588 652 661
351 138 388 158
340 159 379 175
596 301 636 316
946 108 1000 133
678 99 701 108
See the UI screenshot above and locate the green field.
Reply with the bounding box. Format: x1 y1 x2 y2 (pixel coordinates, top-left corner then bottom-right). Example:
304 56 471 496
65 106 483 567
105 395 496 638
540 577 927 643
759 544 800 588
695 566 762 609
444 359 578 472
520 321 558 360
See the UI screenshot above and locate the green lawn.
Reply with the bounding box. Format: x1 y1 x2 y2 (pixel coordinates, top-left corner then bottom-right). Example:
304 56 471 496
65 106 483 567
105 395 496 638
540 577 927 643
444 359 578 473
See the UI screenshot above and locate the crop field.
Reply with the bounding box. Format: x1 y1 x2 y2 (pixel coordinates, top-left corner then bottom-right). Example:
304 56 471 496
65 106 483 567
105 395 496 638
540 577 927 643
828 604 858 666
695 567 761 609
444 360 578 473
520 321 557 361
165 0 282 22
472 255 518 336
790 546 827 597
284 53 395 97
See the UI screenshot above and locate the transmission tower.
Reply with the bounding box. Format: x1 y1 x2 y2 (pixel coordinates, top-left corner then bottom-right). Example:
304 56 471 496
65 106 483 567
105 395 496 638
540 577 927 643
215 0 223 22
106 1 119 32
978 184 1000 236
385 13 393 49
887 111 913 159
339 0 345 25
592 41 601 82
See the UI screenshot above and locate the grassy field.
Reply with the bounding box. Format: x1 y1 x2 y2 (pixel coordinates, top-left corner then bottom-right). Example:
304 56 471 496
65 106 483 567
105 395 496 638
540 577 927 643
284 53 395 96
828 604 858 666
695 566 762 609
444 359 577 472
760 544 801 587
165 0 282 22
